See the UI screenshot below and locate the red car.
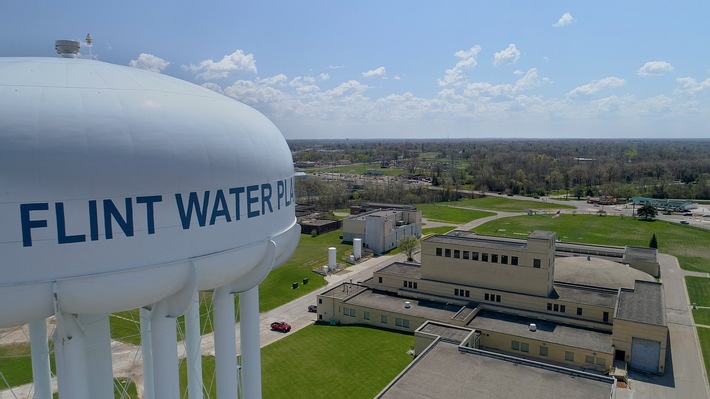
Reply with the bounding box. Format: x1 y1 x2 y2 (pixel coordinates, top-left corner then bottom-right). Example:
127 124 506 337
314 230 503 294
270 321 291 332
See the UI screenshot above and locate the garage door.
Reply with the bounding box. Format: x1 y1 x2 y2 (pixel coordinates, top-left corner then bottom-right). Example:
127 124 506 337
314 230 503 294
630 337 661 373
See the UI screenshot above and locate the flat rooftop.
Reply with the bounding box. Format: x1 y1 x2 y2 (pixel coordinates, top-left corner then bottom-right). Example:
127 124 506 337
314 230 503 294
418 321 473 345
616 280 666 325
320 283 368 300
426 234 527 250
469 310 613 354
377 341 614 399
344 289 462 322
553 283 618 308
377 262 421 279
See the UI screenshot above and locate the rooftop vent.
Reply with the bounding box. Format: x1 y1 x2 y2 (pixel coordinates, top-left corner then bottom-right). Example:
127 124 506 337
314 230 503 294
529 323 537 332
55 40 80 58
404 301 411 309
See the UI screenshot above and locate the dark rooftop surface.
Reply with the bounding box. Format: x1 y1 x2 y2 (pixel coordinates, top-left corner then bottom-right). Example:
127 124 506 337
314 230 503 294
418 322 473 345
469 310 613 354
344 289 462 322
553 283 619 308
616 280 666 325
427 234 527 250
529 230 556 240
377 341 614 399
377 262 421 279
320 283 368 300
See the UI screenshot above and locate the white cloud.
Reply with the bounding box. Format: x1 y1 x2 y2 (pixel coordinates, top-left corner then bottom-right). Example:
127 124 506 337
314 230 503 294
128 53 170 73
393 75 401 80
567 77 626 99
637 61 674 77
318 72 330 81
259 74 288 86
438 45 481 87
554 12 574 28
184 50 257 80
493 44 520 67
201 82 223 93
675 76 710 95
362 66 387 78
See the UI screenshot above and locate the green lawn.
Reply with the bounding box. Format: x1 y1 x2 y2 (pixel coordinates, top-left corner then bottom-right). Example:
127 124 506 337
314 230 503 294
422 225 456 237
687 277 710 307
309 164 404 176
0 344 51 389
262 324 413 399
692 308 710 326
417 203 494 224
455 196 576 212
698 328 710 385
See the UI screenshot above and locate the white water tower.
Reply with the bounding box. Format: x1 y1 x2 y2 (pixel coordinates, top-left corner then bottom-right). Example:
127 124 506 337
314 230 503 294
0 49 299 399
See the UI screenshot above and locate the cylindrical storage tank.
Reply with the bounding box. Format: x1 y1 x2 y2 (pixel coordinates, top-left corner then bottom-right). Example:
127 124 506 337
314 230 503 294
0 57 299 327
328 247 337 270
353 238 362 259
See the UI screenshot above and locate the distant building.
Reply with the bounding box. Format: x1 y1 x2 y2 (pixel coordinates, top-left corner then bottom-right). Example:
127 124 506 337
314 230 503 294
342 205 422 254
318 230 668 377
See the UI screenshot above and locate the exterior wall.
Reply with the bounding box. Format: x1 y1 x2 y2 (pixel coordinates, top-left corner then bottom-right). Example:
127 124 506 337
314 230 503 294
342 217 366 243
365 215 386 254
343 209 422 253
626 260 659 277
477 328 613 373
420 238 554 297
612 319 668 374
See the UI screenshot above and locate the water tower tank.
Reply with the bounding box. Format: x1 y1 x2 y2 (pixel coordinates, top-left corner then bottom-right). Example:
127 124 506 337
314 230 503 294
0 57 299 327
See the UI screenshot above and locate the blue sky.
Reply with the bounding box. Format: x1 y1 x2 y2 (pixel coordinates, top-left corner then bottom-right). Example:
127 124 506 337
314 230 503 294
2 1 709 139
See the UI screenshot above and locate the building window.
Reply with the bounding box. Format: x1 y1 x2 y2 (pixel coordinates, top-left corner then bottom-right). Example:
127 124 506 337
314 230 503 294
396 318 403 327
560 305 566 313
511 256 518 265
496 295 501 302
553 304 559 312
501 255 508 264
436 247 442 256
378 277 382 283
533 259 541 268
413 282 418 289
585 355 594 364
364 311 370 320
596 358 606 367
577 307 583 316
402 319 410 328
454 250 460 259
444 249 451 257
455 288 460 296
482 253 489 262
565 351 574 362
403 281 408 288
485 293 489 301
547 303 552 311
472 252 479 261
381 315 387 324
463 251 470 260
512 341 520 351
491 254 498 263
539 346 548 356
603 311 609 323
319 298 323 304
466 290 471 298
520 343 529 353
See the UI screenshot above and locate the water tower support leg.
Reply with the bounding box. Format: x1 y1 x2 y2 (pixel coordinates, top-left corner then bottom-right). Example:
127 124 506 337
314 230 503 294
213 285 239 399
185 291 204 399
79 313 114 399
150 301 180 399
29 318 52 399
53 313 90 399
240 286 262 399
140 307 155 399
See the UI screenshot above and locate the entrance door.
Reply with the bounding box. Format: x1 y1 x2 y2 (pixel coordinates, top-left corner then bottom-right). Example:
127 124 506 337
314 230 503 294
615 349 626 362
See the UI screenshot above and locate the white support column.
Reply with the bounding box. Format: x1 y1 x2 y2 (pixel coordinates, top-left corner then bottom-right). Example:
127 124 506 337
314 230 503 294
29 319 52 399
140 307 155 399
54 313 90 399
150 301 180 399
213 285 238 399
240 286 262 399
79 313 114 399
185 291 204 399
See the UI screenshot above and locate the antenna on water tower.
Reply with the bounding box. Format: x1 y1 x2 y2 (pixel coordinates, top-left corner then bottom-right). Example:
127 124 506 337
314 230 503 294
86 33 93 59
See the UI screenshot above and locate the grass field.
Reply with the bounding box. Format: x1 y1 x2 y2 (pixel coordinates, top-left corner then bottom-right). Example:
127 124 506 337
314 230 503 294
421 225 456 237
687 277 710 307
692 309 710 326
454 196 576 212
698 328 710 385
261 324 412 399
417 203 494 224
309 164 404 176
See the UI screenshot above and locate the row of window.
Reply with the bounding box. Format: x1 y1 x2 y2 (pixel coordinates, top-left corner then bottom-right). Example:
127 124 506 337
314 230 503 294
484 293 501 303
434 247 525 266
347 308 411 328
403 280 418 289
511 341 604 366
545 303 610 322
454 288 470 298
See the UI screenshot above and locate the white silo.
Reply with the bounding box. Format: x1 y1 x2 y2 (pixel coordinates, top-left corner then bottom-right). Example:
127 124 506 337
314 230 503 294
0 46 299 399
328 247 337 270
353 238 363 259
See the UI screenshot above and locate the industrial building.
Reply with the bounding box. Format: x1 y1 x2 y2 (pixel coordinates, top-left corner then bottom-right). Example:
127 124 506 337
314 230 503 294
341 204 422 254
317 230 668 384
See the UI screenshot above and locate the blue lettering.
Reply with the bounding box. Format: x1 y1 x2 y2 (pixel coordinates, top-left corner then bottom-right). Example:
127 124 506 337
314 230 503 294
21 203 49 247
277 180 285 210
137 195 162 234
56 202 86 244
209 190 231 225
246 185 259 218
175 192 210 229
89 200 99 241
103 198 134 239
229 187 245 221
261 184 273 214
287 177 294 206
